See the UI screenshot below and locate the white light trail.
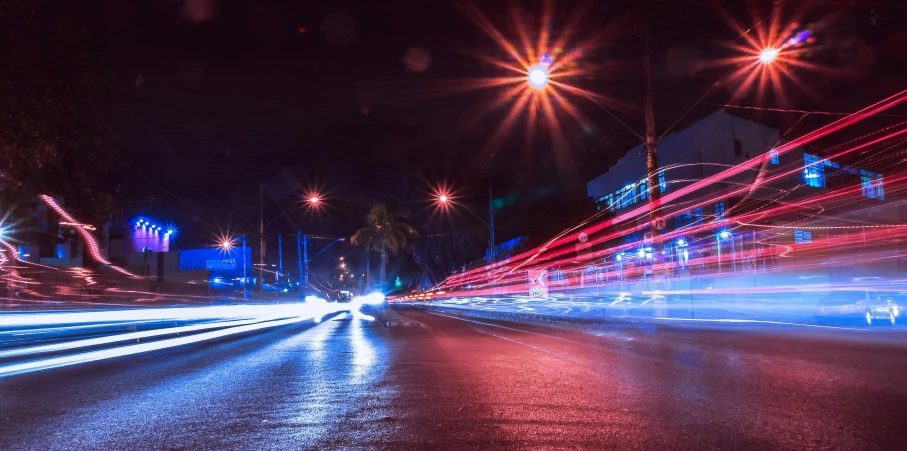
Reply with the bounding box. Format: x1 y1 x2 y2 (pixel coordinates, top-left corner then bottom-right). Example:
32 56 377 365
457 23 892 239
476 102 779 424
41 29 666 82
0 316 308 378
0 318 272 359
1 304 312 327
0 296 385 378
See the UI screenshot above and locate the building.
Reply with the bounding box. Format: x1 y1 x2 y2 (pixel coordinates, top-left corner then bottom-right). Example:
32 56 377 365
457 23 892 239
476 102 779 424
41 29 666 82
564 108 906 318
588 109 780 222
586 108 897 246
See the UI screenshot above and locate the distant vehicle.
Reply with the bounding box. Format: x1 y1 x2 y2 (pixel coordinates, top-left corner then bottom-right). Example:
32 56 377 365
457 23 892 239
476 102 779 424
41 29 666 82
816 291 901 326
336 290 354 302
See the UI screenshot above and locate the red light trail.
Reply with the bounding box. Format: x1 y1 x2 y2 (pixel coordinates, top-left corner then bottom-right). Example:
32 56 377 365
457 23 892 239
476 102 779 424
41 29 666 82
415 90 907 323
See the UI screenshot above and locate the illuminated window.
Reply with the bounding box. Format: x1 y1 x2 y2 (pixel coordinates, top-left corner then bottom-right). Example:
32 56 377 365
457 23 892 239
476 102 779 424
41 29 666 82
675 211 692 229
714 201 726 219
624 231 639 243
637 172 666 199
860 170 885 200
596 193 614 211
675 207 704 229
769 149 779 165
794 230 812 244
612 184 639 210
803 153 825 188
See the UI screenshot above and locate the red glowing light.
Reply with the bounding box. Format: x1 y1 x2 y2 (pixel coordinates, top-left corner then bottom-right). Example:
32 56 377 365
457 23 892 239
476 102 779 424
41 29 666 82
409 90 907 298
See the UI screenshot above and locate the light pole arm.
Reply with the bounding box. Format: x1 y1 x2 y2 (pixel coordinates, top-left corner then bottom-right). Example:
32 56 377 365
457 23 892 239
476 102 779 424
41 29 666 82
307 238 345 264
454 201 491 227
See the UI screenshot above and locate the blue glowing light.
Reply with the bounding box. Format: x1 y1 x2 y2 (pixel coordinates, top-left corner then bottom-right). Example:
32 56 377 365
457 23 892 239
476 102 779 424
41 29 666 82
719 230 731 239
677 238 687 247
637 248 646 258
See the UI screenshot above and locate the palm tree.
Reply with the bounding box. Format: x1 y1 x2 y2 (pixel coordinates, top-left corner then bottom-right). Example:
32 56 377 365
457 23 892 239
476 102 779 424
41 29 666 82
351 204 416 291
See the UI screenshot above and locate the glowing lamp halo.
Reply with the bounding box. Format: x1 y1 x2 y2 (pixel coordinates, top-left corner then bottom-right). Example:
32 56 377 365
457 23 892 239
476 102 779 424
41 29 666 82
527 65 549 89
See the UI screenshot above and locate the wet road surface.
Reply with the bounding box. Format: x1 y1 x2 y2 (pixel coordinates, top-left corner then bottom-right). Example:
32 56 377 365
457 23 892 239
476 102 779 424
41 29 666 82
2 306 906 450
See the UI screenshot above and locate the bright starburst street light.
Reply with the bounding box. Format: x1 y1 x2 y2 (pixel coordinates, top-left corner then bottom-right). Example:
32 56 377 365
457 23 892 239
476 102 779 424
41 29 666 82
527 65 548 89
308 196 320 204
438 194 449 203
759 48 779 64
220 238 234 250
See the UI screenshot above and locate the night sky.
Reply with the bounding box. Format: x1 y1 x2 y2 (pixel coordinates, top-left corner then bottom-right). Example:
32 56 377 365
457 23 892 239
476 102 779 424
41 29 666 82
6 0 906 246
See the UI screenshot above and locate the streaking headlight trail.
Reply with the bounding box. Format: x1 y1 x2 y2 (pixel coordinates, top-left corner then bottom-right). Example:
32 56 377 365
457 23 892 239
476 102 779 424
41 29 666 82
0 296 381 378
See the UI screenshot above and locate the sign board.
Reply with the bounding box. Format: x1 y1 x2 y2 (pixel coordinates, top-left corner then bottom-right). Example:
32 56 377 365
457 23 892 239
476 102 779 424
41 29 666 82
651 217 666 231
578 232 588 243
528 269 548 300
207 259 236 270
643 231 654 244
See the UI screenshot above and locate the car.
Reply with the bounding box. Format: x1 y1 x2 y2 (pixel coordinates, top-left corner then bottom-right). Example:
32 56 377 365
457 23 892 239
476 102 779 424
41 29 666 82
816 291 901 326
336 290 354 303
863 292 900 326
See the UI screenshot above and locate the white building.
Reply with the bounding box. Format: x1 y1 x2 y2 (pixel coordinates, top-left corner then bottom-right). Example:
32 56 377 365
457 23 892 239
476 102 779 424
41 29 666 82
587 109 780 225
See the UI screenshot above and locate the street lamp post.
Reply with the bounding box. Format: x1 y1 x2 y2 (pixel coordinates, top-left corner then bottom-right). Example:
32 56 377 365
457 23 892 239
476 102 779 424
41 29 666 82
241 234 248 300
717 230 730 273
256 194 321 294
303 233 309 291
297 230 303 292
436 189 496 268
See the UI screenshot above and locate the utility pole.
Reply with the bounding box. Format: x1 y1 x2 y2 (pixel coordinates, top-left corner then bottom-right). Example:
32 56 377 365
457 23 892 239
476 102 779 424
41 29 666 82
297 230 303 293
488 182 496 266
642 28 660 224
277 233 283 284
242 234 248 300
303 234 310 293
259 182 264 293
488 182 497 295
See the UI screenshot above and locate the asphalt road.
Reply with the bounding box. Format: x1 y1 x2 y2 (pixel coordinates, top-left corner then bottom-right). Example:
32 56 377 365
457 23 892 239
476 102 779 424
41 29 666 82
2 306 906 450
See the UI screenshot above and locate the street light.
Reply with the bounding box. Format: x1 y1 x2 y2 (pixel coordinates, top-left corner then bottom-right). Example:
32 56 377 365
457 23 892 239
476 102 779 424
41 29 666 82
433 190 496 267
527 65 548 89
759 48 779 64
308 196 320 204
717 230 731 273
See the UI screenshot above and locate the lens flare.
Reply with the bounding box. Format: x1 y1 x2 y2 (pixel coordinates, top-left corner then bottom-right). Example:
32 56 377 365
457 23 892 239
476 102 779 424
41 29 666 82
708 3 829 106
759 48 779 64
527 65 548 89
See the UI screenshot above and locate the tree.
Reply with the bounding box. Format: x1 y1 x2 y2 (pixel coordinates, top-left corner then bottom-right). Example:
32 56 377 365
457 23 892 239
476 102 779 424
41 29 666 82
350 204 416 291
0 0 121 227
